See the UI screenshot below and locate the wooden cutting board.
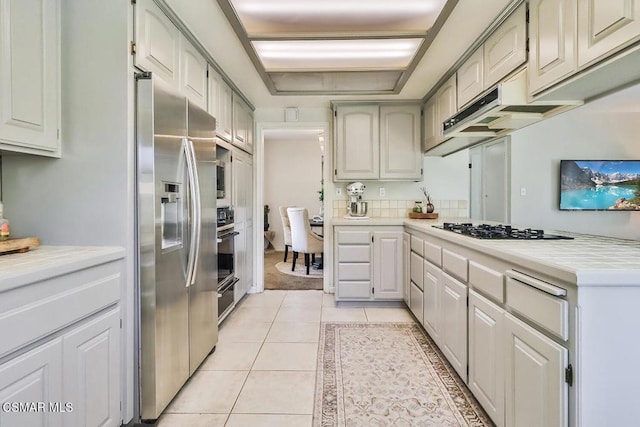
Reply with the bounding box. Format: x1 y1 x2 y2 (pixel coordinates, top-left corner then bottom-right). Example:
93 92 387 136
408 212 439 219
0 237 40 255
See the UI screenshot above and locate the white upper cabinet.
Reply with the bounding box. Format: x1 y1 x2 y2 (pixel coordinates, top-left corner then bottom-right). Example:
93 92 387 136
134 0 180 88
422 97 439 152
455 3 526 108
437 75 457 125
379 105 422 180
208 66 233 142
483 2 527 88
0 0 60 156
334 105 380 180
179 35 207 110
457 48 485 108
423 75 456 152
232 95 253 153
335 103 421 180
577 0 640 67
529 0 578 94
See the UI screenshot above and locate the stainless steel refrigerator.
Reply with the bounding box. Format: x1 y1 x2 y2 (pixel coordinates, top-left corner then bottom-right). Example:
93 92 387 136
135 72 218 421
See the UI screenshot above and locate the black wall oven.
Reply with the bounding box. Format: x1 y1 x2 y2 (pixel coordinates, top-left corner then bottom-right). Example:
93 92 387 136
217 207 238 322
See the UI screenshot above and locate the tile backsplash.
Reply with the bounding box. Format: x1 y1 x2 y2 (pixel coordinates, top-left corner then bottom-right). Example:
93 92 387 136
332 200 468 218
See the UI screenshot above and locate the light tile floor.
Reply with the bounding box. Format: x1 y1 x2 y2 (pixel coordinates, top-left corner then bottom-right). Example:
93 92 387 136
157 290 415 427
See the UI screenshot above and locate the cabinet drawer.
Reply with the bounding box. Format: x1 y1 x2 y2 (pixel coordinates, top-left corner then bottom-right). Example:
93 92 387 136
337 245 370 262
337 263 371 281
0 262 121 358
423 240 442 267
337 230 371 244
506 277 568 341
410 252 423 290
469 261 504 303
442 249 468 282
337 281 371 299
410 235 424 256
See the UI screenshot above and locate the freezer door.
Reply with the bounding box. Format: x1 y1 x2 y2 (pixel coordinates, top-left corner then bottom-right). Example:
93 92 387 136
187 101 219 374
137 74 190 420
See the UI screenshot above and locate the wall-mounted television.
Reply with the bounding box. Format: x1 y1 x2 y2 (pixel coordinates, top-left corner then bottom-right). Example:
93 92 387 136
560 160 640 211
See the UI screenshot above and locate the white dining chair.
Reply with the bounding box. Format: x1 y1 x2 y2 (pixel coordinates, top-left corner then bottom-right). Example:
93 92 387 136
287 207 324 275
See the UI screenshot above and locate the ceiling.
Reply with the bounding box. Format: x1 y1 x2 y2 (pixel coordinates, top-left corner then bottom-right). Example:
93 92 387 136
163 0 513 108
216 0 453 95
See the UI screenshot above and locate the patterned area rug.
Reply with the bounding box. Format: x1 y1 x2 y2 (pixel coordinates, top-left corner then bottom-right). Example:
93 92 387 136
275 261 323 278
314 323 493 427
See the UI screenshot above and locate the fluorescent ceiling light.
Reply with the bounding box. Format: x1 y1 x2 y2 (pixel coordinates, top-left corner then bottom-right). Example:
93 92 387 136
253 39 422 70
234 0 443 14
218 0 452 94
230 0 447 35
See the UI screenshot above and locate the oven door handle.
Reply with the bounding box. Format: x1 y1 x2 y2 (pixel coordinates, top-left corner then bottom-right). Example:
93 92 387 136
218 277 239 298
217 231 240 243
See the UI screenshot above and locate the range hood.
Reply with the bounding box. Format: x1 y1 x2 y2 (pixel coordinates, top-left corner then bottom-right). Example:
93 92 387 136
427 69 582 156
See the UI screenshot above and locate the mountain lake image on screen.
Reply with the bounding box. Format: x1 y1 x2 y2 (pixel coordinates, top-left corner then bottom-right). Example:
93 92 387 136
560 160 640 211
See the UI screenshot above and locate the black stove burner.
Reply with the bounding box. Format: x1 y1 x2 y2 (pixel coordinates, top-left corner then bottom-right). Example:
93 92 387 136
436 223 573 240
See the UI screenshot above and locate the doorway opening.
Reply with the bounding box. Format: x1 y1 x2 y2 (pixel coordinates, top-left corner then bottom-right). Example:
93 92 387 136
262 128 325 290
469 136 511 223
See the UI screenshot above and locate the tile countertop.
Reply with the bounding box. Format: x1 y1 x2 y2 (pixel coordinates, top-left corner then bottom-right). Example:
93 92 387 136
0 245 126 293
330 216 640 287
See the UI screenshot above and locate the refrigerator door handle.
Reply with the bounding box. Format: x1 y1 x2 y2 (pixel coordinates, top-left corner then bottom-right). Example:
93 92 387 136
187 139 202 287
184 139 198 287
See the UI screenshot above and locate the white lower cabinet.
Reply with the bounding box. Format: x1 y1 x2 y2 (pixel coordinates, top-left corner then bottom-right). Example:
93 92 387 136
422 260 442 347
504 312 569 427
408 242 424 321
233 149 253 302
440 272 468 382
0 307 121 427
62 308 121 427
0 339 63 427
372 231 403 299
402 232 410 305
409 282 424 324
335 226 403 301
469 290 505 427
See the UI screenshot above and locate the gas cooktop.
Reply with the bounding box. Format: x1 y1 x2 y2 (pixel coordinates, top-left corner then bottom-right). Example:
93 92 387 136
433 223 574 240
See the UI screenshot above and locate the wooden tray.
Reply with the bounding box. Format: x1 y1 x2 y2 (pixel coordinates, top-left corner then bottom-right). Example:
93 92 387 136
0 237 40 255
408 212 439 219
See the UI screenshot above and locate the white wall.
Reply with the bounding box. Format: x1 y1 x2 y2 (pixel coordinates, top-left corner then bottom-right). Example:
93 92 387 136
264 136 323 250
332 149 470 202
510 83 640 240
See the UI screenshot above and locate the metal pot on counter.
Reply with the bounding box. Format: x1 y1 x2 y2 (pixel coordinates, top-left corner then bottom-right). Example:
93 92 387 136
348 201 368 217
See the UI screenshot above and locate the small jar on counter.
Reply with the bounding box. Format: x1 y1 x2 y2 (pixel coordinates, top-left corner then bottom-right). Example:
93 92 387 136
413 201 423 213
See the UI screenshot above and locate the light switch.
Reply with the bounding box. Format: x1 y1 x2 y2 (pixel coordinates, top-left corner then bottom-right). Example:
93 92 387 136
336 188 342 196
520 187 527 196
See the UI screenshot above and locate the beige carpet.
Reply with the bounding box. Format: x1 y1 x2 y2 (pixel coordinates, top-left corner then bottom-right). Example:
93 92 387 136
264 250 323 290
314 323 493 427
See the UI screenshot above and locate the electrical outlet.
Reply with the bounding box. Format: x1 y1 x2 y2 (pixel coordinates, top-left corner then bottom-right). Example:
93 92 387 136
520 187 527 196
379 187 386 197
336 187 342 196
